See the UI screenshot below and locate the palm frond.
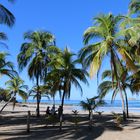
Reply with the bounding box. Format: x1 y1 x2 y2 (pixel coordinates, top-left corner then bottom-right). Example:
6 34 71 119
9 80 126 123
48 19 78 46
0 4 15 27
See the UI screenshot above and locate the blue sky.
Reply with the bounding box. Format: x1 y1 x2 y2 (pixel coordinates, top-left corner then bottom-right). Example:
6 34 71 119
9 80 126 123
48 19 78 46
1 0 138 101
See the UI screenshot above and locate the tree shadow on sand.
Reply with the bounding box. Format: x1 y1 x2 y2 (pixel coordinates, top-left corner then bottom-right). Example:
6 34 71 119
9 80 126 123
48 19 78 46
0 125 105 140
0 113 124 140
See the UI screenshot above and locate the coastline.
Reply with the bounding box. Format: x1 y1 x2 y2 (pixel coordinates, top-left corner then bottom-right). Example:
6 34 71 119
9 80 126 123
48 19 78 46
1 102 140 115
1 102 140 139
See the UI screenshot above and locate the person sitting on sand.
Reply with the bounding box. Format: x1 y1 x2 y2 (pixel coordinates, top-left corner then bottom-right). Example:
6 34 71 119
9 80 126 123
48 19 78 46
46 106 51 116
50 105 56 115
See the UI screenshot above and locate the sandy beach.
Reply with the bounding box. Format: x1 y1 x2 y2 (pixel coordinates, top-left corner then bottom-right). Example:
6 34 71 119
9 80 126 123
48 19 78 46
0 103 140 140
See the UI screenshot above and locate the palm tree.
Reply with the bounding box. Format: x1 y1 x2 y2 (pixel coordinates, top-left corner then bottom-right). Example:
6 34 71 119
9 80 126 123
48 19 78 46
118 14 140 57
17 30 59 117
48 47 89 131
127 70 140 94
0 88 10 102
80 96 105 119
98 68 132 120
44 70 63 107
0 0 15 27
0 0 15 44
29 85 50 103
79 14 136 79
80 97 105 130
43 81 58 107
0 52 17 111
129 0 140 15
0 52 15 78
79 14 137 120
0 76 28 112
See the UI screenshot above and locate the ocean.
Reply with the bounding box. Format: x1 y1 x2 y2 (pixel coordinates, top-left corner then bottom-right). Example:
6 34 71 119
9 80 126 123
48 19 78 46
18 99 140 112
19 99 140 107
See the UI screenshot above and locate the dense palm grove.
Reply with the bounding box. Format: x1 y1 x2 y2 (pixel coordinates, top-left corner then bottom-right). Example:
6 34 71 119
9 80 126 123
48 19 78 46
1 0 140 130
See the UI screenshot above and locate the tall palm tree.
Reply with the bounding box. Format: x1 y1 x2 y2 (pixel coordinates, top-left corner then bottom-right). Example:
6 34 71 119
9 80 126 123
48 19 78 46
59 47 88 109
17 30 59 117
79 14 137 120
0 76 28 112
48 47 89 131
79 14 136 79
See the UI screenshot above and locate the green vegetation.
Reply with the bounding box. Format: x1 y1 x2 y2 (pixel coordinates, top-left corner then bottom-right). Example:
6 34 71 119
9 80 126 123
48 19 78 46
0 76 28 112
0 52 15 78
72 110 79 130
98 69 131 120
46 47 89 130
80 97 105 119
1 0 140 133
0 88 10 101
112 112 123 127
0 0 15 27
17 31 58 117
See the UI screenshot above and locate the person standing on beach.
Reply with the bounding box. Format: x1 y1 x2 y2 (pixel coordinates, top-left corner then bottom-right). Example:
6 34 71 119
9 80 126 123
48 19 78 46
58 105 63 119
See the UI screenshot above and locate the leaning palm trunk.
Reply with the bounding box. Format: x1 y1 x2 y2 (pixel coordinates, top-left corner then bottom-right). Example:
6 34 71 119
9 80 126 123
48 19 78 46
12 97 16 110
0 95 14 113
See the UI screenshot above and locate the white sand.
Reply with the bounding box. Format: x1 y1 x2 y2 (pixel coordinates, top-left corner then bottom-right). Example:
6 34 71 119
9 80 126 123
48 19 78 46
0 102 140 140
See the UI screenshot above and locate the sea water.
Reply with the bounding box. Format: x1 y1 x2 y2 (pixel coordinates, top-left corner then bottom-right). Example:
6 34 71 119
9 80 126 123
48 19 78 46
18 99 140 112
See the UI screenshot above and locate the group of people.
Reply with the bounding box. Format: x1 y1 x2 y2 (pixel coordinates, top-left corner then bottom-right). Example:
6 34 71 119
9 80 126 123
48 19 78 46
46 105 63 118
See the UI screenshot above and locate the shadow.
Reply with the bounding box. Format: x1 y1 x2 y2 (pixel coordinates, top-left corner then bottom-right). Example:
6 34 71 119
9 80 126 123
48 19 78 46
132 126 140 130
0 113 131 140
1 125 104 140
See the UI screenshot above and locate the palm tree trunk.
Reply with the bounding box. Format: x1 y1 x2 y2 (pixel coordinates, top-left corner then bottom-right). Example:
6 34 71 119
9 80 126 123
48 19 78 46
123 88 129 118
61 91 65 109
36 76 40 117
53 95 55 107
88 110 90 119
119 84 126 121
89 110 93 130
12 92 16 111
12 97 15 111
59 89 65 131
0 95 14 113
